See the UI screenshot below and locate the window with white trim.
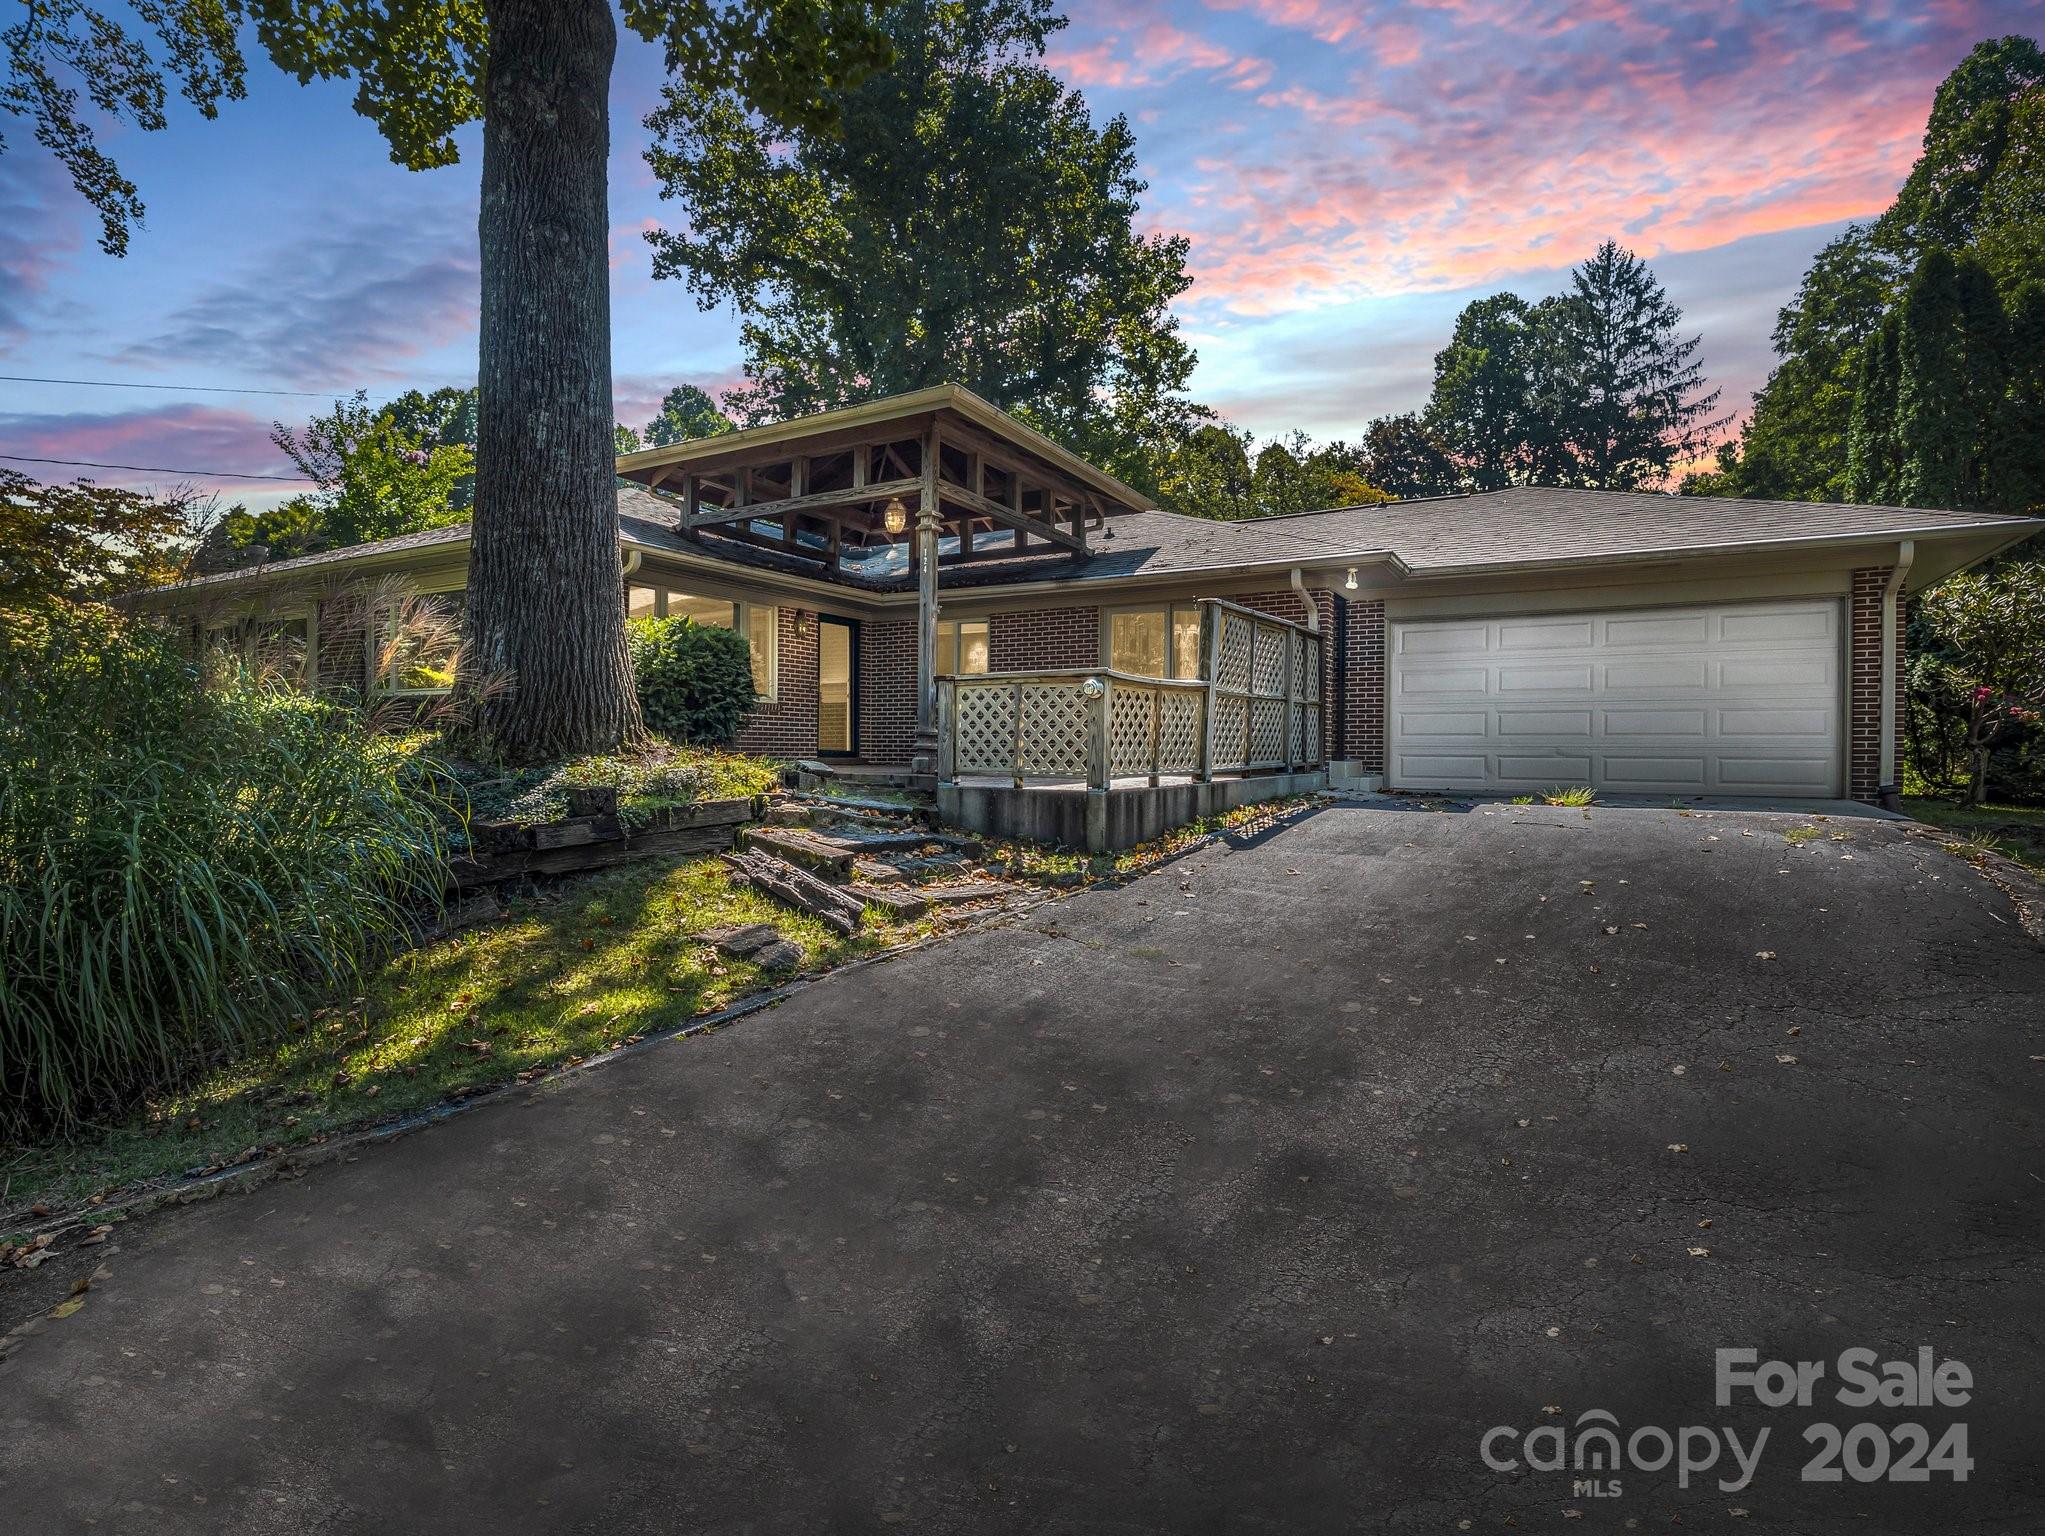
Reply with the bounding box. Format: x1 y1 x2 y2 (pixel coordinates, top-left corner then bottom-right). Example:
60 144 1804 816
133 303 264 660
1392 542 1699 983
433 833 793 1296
626 586 778 702
937 618 989 675
376 591 465 695
1106 604 1202 679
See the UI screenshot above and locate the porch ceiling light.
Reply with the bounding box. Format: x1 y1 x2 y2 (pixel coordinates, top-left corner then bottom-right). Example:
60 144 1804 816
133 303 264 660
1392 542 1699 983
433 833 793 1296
881 496 909 535
1345 566 1359 591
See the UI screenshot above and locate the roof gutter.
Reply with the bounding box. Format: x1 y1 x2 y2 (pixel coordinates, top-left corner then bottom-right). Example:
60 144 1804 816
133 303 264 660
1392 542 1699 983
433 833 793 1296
1880 539 1915 806
1289 567 1321 632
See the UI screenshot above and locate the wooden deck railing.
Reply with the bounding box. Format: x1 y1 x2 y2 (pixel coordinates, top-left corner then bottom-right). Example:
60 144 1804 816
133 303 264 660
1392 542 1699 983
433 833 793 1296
935 599 1325 790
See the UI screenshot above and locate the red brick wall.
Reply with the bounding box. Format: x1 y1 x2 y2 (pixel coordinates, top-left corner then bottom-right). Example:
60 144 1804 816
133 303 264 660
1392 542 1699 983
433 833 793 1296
859 617 919 764
988 606 1101 671
1848 568 1901 802
732 606 820 759
1341 596 1385 772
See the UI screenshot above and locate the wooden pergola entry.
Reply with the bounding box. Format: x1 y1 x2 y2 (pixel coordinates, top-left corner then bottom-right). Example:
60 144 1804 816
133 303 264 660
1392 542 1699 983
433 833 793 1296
615 385 1155 776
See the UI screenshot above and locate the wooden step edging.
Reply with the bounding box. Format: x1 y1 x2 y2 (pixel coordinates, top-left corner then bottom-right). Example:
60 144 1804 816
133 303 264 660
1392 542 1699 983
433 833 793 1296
451 796 762 888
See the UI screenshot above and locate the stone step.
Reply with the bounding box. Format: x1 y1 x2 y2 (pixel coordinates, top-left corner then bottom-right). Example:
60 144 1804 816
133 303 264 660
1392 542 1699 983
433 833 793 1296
847 884 931 920
919 881 1017 907
738 825 861 879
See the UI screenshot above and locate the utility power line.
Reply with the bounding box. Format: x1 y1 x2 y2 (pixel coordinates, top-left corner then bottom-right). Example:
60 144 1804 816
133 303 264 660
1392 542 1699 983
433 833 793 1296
0 452 307 482
0 373 375 399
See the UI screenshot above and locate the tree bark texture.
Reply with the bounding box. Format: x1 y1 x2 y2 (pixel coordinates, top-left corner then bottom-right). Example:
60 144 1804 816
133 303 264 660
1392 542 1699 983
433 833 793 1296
463 0 643 762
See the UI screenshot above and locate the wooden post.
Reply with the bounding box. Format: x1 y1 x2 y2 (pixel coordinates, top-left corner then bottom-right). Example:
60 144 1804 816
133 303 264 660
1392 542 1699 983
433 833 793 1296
909 426 942 781
1283 620 1297 772
1199 601 1220 782
1148 687 1161 787
935 679 956 784
1011 678 1024 790
1086 675 1110 853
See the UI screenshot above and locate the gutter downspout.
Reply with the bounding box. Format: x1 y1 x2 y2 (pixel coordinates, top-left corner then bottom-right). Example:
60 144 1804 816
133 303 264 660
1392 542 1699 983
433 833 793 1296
1879 539 1914 810
1289 567 1320 632
621 549 643 580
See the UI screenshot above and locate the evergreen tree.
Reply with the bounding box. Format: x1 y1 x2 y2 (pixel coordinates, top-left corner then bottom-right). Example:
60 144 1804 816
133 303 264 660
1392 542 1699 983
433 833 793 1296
1544 240 1724 489
1896 248 1973 507
1845 311 1903 504
1992 282 2045 512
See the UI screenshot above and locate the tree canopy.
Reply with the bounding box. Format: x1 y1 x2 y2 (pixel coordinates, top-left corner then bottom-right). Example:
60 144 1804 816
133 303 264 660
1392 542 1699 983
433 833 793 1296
1693 35 2045 506
644 0 1200 495
643 384 737 447
1415 241 1721 493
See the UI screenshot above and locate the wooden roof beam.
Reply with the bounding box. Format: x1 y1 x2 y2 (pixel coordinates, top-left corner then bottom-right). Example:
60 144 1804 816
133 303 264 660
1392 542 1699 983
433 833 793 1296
937 476 1086 554
686 475 922 530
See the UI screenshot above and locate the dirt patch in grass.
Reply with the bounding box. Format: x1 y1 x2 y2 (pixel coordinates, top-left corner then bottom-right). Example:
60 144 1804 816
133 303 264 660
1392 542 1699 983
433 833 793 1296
2 854 930 1221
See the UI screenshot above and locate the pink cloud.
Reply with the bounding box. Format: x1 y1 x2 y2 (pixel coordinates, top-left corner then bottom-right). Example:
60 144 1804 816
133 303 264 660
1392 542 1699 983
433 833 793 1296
1049 15 1276 92
1138 0 2024 314
0 403 311 499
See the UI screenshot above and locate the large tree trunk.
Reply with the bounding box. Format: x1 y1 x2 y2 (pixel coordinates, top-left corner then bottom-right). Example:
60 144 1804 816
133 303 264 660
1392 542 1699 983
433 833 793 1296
463 0 643 762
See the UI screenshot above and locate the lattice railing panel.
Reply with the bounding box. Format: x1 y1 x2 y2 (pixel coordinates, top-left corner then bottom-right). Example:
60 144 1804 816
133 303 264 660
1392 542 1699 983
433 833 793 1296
1212 694 1248 771
1109 685 1154 778
1216 612 1253 692
954 683 1016 774
1249 698 1285 766
1158 690 1203 774
1018 682 1089 775
1252 626 1286 694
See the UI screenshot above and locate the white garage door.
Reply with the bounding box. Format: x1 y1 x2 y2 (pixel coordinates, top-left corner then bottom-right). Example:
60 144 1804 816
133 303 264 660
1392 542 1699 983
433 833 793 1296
1387 600 1843 798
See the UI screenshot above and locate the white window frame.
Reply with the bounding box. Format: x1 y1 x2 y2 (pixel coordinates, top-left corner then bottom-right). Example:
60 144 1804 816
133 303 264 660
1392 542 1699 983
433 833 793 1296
937 617 990 676
626 584 779 704
1101 602 1204 680
371 586 466 698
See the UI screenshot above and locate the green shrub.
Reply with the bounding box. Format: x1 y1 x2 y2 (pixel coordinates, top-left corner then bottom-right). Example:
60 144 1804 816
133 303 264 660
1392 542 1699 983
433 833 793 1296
626 615 758 743
0 604 453 1135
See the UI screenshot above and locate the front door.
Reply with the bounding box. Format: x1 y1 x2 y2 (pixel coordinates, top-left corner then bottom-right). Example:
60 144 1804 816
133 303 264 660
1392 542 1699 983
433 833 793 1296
818 618 858 756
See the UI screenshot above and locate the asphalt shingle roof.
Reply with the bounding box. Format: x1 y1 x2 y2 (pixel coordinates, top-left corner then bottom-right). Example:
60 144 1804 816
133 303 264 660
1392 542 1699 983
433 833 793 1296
150 483 2037 599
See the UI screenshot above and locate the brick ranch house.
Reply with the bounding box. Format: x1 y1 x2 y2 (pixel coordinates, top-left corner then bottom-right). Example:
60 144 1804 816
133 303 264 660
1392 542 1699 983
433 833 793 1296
141 385 2040 810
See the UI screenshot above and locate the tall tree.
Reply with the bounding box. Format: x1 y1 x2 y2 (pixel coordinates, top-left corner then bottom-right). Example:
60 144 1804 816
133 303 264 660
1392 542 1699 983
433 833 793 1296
643 384 736 446
1707 37 2044 504
1363 414 1459 499
644 0 1199 495
1541 240 1724 489
1844 310 1903 504
1424 294 1542 490
4 0 893 763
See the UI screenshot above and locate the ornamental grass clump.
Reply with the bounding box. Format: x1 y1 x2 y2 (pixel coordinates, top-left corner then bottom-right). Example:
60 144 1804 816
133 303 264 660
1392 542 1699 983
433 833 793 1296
0 603 454 1136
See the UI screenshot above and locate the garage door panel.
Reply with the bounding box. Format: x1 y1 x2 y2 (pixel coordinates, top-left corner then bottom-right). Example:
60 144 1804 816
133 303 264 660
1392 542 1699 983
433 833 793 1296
1498 663 1595 691
1498 618 1594 650
1399 665 1489 694
1601 755 1708 789
1721 608 1834 643
1604 659 1708 690
1397 709 1488 737
1603 708 1708 737
1396 753 1488 783
1499 710 1591 737
1719 656 1831 690
1605 614 1709 647
1720 707 1832 738
1497 753 1592 780
1399 624 1488 656
1386 600 1841 799
1717 752 1832 785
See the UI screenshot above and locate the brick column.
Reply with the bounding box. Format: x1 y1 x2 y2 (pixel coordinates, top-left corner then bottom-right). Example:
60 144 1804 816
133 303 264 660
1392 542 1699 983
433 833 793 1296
1343 596 1386 774
1847 567 1899 803
733 606 821 758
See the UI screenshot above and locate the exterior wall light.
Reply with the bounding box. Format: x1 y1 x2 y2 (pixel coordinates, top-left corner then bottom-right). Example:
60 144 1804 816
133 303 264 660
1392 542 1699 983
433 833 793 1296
882 496 909 535
1344 566 1359 591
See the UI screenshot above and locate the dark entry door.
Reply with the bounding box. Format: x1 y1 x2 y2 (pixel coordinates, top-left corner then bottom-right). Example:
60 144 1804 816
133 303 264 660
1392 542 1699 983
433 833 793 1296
818 618 858 756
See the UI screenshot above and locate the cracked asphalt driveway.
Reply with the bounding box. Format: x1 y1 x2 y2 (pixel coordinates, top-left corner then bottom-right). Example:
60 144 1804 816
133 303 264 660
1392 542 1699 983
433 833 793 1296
3 800 2042 1532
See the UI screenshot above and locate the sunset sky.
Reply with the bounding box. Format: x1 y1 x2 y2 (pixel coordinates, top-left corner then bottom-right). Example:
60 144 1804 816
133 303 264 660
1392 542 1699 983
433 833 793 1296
0 1 2034 510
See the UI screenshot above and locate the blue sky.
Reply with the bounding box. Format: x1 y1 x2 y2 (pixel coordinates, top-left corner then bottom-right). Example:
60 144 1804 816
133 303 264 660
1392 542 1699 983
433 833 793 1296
0 2 2034 511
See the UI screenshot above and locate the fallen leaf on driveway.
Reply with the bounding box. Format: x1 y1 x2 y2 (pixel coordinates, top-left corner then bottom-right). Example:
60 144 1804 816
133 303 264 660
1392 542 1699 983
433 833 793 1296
1688 1246 1712 1258
1602 925 1619 935
1755 950 1776 960
1777 1054 1799 1065
1668 1143 1689 1153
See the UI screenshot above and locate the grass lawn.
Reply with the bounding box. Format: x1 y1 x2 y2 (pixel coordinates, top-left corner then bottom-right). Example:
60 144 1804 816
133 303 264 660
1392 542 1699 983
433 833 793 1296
4 854 930 1218
1903 796 2045 875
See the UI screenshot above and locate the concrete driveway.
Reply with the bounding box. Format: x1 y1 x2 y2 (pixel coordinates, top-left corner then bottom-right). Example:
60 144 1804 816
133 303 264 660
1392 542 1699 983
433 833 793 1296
3 801 2042 1532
